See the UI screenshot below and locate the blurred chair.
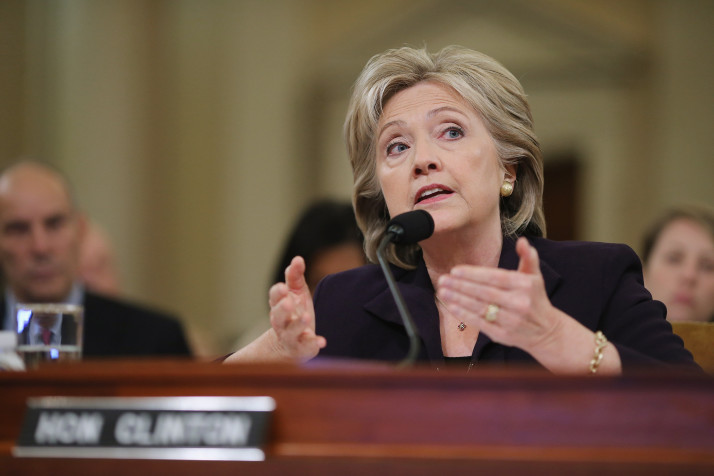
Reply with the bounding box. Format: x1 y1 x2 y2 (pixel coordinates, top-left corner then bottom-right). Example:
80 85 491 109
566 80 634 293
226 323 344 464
670 322 714 374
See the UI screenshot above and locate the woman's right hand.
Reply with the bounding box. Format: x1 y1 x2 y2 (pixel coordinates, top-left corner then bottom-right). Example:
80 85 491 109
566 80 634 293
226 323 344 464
268 256 326 362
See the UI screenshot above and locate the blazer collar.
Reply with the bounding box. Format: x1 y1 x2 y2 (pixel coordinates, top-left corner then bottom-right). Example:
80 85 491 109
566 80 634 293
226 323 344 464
363 236 562 361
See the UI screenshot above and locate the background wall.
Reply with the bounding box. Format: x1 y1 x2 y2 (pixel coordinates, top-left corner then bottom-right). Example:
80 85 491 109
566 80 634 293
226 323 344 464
1 0 712 356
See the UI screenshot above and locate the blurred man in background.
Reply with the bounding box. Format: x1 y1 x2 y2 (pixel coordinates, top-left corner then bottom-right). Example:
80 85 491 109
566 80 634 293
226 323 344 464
0 160 191 357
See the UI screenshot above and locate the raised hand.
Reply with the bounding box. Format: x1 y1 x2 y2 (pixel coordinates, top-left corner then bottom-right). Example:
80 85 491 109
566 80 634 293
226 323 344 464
267 256 326 362
435 238 620 374
435 237 561 351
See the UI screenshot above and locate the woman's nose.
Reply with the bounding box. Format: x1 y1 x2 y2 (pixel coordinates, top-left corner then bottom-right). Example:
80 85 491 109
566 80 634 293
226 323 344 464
678 259 699 283
412 142 442 177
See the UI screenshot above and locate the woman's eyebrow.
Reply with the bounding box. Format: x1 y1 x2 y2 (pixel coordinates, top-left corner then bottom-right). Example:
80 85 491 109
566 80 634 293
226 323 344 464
377 119 406 140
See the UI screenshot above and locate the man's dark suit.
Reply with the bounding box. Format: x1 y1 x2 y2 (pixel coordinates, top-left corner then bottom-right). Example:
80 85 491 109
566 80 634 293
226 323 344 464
3 291 191 358
312 236 697 372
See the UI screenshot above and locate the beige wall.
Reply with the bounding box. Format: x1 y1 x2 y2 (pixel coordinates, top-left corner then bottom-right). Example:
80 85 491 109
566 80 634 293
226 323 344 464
1 0 712 355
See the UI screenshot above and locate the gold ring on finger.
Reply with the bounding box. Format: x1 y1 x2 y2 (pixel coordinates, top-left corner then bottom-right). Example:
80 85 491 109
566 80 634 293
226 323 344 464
485 304 500 322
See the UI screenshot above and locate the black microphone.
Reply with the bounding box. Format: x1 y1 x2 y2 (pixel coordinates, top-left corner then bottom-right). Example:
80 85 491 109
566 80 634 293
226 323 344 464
376 210 435 367
385 209 435 244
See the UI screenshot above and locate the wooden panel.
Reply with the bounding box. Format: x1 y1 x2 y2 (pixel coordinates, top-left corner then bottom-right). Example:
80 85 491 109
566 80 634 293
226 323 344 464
671 322 714 374
1 359 713 475
543 157 580 241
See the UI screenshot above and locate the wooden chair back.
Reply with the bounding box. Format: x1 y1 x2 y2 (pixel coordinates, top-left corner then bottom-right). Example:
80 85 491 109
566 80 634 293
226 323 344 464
671 321 714 374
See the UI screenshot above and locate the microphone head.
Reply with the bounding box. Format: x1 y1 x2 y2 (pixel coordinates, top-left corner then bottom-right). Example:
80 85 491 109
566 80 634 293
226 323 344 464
386 210 435 244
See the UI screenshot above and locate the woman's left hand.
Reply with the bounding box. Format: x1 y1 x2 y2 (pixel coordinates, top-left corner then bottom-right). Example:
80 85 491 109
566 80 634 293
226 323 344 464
437 237 621 374
436 237 565 353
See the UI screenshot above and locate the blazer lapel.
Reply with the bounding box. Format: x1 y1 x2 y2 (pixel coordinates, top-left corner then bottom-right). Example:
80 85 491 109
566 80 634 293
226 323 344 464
363 261 444 361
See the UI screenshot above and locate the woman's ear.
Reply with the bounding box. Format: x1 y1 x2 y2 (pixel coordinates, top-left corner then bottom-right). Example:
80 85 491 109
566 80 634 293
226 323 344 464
505 164 517 183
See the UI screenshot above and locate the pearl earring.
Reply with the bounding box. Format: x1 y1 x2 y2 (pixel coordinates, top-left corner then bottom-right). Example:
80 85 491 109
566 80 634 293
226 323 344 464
500 180 514 197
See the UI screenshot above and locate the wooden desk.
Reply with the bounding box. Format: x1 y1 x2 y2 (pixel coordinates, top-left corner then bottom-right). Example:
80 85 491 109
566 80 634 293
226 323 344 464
1 359 713 475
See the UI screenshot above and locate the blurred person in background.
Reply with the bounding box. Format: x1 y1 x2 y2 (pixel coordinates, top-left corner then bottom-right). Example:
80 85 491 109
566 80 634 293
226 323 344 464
0 159 192 357
642 204 714 323
234 199 366 349
271 199 366 293
78 220 122 296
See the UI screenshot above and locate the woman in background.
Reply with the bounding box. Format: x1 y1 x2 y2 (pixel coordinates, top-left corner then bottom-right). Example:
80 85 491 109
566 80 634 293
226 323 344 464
642 205 714 323
232 199 366 350
272 199 366 293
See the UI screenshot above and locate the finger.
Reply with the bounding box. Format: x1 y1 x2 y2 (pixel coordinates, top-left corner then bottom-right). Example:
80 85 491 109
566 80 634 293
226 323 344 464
437 287 484 319
439 284 512 325
269 295 298 330
268 282 289 307
297 330 327 349
436 290 494 332
516 237 540 275
285 256 309 293
437 279 510 312
281 310 321 352
273 308 311 347
283 312 311 342
290 332 327 362
270 286 309 328
446 266 527 290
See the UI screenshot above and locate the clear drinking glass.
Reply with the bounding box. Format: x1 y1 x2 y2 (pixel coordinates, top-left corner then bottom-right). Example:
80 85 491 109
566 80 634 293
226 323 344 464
15 303 83 369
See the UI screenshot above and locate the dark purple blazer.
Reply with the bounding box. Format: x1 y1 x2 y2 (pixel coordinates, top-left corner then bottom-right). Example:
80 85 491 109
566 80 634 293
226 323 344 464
312 236 698 372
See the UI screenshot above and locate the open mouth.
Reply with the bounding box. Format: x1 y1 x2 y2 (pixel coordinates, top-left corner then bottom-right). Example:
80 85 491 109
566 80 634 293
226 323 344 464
415 185 453 204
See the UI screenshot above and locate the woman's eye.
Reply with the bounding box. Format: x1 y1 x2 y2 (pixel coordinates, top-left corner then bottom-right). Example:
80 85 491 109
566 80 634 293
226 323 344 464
699 259 714 273
444 127 463 139
387 142 408 155
664 251 683 265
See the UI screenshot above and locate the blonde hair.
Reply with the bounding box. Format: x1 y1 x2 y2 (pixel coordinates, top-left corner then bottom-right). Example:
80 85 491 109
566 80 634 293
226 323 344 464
344 45 545 267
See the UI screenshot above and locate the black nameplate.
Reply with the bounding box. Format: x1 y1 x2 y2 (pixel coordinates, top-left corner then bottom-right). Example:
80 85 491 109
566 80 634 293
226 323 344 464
13 396 275 460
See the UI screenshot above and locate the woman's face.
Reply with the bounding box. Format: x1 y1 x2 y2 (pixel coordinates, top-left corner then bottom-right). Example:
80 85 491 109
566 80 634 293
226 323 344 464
644 218 714 322
374 81 511 240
